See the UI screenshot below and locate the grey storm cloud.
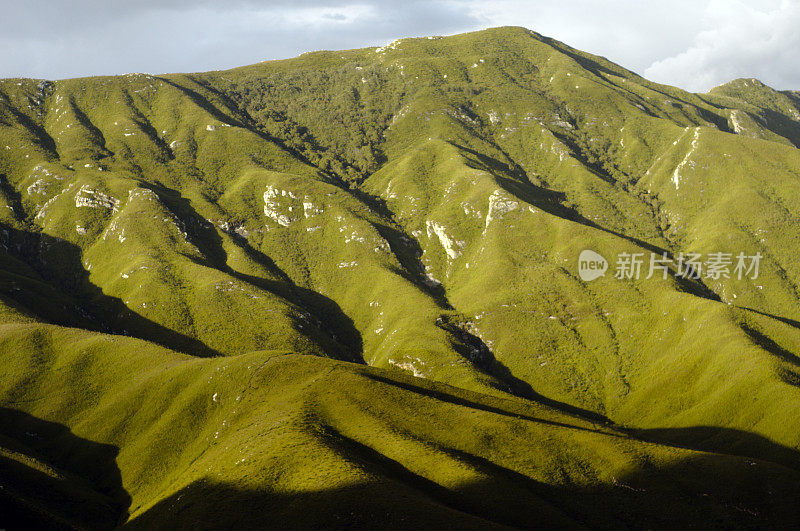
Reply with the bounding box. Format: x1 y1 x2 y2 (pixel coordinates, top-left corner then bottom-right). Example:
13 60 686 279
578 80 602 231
0 0 480 78
1 0 798 92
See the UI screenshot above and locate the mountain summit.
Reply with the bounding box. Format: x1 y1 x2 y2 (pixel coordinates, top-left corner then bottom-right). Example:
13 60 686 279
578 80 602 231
1 26 800 527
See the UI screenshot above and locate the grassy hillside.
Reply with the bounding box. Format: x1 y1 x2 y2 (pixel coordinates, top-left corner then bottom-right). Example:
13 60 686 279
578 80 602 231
2 323 799 528
1 26 800 527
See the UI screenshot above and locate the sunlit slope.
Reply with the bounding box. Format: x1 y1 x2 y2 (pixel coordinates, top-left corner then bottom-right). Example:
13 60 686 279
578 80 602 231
1 25 800 526
1 323 799 528
0 69 518 394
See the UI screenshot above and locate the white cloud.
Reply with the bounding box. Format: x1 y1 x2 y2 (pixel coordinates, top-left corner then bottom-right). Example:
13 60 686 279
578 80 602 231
464 0 709 75
644 0 800 91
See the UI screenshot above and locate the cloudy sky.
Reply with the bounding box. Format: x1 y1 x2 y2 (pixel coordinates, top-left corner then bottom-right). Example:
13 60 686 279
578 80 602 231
1 0 797 92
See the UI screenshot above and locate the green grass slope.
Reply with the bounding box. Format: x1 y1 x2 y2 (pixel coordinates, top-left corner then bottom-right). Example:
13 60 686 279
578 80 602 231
1 25 800 527
1 322 799 528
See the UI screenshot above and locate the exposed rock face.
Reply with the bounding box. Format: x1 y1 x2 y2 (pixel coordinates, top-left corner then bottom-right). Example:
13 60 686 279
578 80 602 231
730 110 747 134
302 200 323 218
27 179 49 195
485 190 518 230
426 220 463 259
74 185 120 212
672 127 701 190
263 185 298 227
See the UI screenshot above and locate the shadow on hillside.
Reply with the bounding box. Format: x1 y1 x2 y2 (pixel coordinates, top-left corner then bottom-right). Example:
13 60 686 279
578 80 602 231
459 142 659 245
433 315 612 425
0 407 129 530
0 174 24 221
740 306 800 333
156 76 248 132
345 186 454 309
737 307 800 386
136 182 365 362
0 89 58 157
231 268 365 364
123 435 800 529
361 370 615 432
156 76 331 181
541 35 800 147
779 367 800 389
739 323 800 367
0 222 222 357
120 97 174 162
223 228 365 363
483 359 613 426
451 141 722 303
141 181 229 268
629 425 800 473
535 35 734 132
362 361 800 473
3 393 800 528
69 101 114 159
755 108 800 148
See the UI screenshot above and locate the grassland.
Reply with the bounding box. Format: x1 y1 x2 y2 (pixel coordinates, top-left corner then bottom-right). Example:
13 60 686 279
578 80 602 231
1 26 800 528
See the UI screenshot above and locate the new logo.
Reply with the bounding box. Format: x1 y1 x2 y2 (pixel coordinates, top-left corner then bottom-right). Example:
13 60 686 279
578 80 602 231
578 249 608 281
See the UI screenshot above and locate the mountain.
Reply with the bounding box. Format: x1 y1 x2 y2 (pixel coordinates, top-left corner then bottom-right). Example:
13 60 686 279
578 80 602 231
1 26 800 527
